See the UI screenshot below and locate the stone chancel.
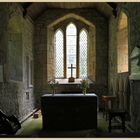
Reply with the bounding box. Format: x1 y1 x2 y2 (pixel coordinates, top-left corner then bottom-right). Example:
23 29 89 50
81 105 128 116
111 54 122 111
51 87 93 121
0 2 140 136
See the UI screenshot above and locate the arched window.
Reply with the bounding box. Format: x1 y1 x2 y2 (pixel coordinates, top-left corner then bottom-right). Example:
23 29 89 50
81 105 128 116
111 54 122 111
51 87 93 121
54 23 88 79
117 12 128 73
66 23 77 78
54 29 64 78
79 29 88 78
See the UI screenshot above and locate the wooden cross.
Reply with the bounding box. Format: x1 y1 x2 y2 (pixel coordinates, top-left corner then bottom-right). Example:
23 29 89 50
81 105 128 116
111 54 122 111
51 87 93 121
68 64 76 78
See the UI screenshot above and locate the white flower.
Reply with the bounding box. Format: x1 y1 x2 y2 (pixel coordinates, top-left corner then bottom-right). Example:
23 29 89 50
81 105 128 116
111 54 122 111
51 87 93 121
48 80 59 90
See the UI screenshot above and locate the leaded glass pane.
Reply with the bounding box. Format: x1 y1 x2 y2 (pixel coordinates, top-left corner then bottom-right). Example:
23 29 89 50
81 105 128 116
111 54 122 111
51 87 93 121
66 23 77 78
67 36 76 45
55 30 64 78
79 30 87 78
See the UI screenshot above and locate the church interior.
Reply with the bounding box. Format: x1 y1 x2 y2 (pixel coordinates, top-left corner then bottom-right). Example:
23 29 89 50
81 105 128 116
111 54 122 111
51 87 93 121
0 2 140 137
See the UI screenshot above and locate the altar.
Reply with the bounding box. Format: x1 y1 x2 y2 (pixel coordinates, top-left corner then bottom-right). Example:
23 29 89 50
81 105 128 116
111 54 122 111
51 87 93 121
41 93 98 131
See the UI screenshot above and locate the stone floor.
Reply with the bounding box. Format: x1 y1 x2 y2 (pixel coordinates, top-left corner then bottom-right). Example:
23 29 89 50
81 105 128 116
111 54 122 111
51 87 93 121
14 111 135 138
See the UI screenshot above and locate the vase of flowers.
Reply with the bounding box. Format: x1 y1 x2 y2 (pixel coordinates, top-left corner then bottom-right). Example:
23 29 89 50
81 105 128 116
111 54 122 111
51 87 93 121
48 80 59 95
80 79 89 95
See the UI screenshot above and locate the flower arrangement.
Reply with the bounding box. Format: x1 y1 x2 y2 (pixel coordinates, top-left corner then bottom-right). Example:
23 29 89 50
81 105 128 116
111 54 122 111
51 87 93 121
80 79 89 95
48 79 59 94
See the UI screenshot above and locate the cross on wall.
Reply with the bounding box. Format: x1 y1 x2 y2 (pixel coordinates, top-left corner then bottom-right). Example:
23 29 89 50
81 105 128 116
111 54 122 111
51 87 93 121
68 64 76 78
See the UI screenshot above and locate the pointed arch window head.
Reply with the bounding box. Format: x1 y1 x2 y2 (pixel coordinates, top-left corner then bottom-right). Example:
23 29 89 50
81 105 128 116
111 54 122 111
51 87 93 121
54 29 64 78
66 23 77 78
79 29 88 78
66 23 77 35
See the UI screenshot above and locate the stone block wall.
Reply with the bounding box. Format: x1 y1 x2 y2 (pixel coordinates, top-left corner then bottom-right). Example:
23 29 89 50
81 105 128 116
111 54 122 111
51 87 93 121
0 3 35 121
108 3 140 131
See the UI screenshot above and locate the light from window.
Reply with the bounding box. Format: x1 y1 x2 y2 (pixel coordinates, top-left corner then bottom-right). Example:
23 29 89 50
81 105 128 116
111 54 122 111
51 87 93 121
66 23 77 78
117 12 128 73
79 30 87 78
55 30 64 78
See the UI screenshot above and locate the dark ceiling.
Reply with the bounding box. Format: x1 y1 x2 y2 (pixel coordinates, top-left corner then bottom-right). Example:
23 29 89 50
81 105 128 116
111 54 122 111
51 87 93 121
20 2 118 20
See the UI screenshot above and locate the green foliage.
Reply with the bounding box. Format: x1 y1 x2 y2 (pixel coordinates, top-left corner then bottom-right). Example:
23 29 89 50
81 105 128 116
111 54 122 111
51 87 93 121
80 79 89 91
48 80 59 90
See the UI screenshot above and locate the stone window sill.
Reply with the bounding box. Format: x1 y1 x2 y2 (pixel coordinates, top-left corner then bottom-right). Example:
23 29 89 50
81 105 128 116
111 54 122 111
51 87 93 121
55 78 93 84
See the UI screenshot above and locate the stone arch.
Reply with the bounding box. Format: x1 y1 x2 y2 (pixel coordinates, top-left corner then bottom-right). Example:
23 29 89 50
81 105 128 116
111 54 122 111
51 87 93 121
48 13 95 29
66 22 77 30
47 13 96 81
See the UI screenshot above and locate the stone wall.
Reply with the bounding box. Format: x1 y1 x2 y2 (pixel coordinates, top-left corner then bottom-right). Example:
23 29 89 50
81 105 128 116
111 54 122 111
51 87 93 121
127 3 140 131
34 8 109 106
108 3 140 131
0 3 35 121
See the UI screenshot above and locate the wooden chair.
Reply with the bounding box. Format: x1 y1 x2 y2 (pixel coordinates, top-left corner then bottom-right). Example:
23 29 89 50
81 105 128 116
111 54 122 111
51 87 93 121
108 109 126 132
101 95 127 132
101 95 116 120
